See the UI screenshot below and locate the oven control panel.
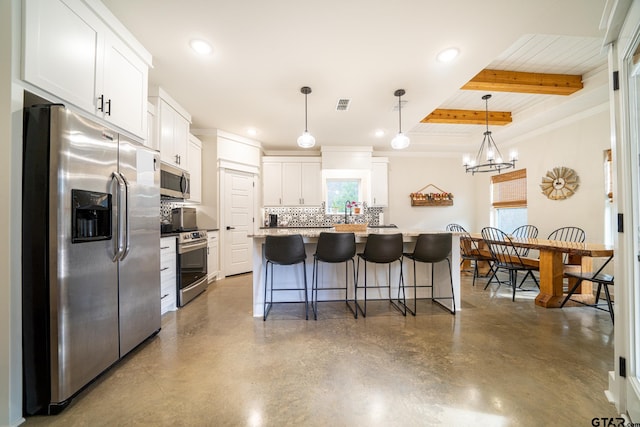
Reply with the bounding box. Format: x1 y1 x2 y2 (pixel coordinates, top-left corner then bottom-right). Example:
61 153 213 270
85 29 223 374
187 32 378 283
178 230 208 243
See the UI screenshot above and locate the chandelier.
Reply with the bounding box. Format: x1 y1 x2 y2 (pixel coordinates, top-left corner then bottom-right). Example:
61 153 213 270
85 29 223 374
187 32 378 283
463 94 517 174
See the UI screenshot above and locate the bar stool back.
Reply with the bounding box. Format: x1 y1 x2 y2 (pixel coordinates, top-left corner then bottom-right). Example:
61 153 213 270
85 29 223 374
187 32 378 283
403 233 455 315
355 233 406 317
311 232 357 320
263 234 308 321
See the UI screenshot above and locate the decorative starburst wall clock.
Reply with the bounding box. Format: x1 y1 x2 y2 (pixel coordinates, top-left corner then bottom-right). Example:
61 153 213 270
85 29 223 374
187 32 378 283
540 167 579 200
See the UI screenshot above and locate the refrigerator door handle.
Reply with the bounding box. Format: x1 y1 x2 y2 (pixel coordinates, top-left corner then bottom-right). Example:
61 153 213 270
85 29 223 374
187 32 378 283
111 172 126 261
119 172 131 261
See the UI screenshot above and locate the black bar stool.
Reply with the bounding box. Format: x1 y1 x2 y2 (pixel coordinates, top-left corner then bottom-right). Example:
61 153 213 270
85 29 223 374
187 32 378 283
355 233 406 317
263 234 308 321
402 233 455 315
311 232 357 320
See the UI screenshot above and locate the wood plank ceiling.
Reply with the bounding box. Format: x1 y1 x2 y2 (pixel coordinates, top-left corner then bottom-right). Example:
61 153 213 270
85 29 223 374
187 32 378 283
421 69 584 126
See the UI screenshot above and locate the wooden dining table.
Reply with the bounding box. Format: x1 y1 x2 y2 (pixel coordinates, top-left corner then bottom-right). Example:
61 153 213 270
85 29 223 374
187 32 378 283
467 233 614 308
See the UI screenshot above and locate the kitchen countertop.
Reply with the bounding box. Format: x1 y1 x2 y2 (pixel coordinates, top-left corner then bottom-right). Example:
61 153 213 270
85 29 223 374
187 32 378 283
249 228 454 240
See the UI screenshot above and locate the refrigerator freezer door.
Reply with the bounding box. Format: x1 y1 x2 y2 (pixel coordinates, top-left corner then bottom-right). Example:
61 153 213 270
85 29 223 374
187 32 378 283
50 107 121 406
49 107 119 402
118 138 161 356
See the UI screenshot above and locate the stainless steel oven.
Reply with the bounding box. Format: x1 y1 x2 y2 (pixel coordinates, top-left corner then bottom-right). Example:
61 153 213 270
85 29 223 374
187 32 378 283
177 230 208 306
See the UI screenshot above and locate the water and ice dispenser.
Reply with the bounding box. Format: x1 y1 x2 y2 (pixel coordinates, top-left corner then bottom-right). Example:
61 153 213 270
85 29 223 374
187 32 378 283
71 189 112 243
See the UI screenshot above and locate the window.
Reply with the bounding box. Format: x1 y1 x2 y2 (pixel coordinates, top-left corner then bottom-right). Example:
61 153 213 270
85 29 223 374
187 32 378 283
491 169 527 231
322 168 370 214
326 179 361 214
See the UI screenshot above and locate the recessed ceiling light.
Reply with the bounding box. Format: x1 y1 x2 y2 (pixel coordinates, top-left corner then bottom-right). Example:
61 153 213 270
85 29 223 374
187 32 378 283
375 130 385 138
190 39 212 55
437 47 459 63
247 128 258 136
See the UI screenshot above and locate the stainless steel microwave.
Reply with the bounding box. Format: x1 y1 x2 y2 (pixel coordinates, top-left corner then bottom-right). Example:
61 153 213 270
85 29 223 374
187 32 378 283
160 163 190 199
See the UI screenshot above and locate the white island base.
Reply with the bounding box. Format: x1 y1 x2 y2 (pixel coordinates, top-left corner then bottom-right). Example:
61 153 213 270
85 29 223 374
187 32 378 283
250 229 461 318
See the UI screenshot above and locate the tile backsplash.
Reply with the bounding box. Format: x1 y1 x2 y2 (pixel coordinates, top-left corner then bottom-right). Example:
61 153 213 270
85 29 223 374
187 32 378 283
162 200 383 227
263 202 382 227
160 199 183 222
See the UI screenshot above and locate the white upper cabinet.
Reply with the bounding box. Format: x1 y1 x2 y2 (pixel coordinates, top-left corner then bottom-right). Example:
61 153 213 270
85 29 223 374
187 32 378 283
23 0 150 139
152 88 191 170
262 162 283 206
23 0 101 113
146 102 158 151
100 33 148 137
262 158 322 206
300 162 322 206
187 134 202 204
281 163 303 205
370 159 389 207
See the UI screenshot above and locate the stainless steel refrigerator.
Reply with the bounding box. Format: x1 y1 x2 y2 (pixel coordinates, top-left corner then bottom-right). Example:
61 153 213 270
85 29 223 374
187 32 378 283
22 104 161 415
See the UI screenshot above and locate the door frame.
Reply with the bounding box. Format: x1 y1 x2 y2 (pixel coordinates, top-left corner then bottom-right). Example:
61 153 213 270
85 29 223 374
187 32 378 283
218 161 259 279
606 0 640 418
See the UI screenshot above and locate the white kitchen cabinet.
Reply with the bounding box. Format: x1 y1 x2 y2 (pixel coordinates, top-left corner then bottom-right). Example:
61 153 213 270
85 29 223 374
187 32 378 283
262 162 283 205
155 95 190 169
300 162 322 205
23 0 149 139
262 158 322 206
187 134 202 203
160 237 177 315
371 159 389 207
100 32 148 137
207 231 219 282
146 102 158 151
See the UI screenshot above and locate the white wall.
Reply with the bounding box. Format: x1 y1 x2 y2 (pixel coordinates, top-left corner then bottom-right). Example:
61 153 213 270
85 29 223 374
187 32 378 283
192 132 218 229
385 155 478 231
518 109 610 242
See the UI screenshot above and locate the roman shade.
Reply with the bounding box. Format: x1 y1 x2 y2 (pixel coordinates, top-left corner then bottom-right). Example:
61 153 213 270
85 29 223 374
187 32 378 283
491 169 527 208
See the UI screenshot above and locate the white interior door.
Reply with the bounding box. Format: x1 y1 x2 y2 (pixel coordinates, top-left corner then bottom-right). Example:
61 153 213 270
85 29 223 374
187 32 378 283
223 169 254 276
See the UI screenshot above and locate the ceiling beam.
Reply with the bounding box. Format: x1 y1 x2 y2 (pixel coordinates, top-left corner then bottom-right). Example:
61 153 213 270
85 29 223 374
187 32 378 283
421 109 512 126
462 69 583 95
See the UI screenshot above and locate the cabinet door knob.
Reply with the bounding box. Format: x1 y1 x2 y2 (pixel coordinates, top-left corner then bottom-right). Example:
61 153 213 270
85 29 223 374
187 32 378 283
226 226 236 230
97 94 104 112
105 99 111 116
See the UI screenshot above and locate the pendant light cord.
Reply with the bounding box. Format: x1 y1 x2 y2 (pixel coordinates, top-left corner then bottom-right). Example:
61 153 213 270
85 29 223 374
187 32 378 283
304 93 308 132
398 94 402 133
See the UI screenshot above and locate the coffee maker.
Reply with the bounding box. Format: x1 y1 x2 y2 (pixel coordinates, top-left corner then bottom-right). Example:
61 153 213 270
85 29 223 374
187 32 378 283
269 214 278 227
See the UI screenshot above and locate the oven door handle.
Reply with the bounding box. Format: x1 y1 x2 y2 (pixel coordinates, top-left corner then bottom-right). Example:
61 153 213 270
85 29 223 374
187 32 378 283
178 240 208 254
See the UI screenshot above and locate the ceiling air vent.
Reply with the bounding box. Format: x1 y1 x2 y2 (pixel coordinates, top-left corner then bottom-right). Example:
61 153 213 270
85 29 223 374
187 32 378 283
336 98 351 111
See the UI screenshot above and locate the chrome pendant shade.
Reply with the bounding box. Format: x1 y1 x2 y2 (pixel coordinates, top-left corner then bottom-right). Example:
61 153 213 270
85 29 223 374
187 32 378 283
391 89 410 150
463 94 517 174
297 86 316 148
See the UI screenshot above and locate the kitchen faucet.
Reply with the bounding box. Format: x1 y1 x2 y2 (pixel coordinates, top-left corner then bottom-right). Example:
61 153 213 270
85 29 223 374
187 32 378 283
344 201 349 224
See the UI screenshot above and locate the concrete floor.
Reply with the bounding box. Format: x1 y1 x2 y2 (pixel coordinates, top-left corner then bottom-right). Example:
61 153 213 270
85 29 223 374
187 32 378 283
25 272 618 426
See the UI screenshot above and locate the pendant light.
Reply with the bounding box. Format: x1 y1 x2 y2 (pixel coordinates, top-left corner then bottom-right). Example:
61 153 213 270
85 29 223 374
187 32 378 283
391 89 410 150
297 86 315 148
462 94 517 174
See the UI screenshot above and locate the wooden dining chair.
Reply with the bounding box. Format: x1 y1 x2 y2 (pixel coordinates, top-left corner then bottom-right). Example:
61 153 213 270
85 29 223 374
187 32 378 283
481 227 540 301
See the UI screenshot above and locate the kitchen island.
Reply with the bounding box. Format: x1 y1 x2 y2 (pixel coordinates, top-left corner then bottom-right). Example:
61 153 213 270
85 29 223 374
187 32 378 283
249 228 461 317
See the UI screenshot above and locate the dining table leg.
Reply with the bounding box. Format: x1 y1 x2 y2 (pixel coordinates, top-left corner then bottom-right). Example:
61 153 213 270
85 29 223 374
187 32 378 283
535 249 564 307
535 249 596 308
